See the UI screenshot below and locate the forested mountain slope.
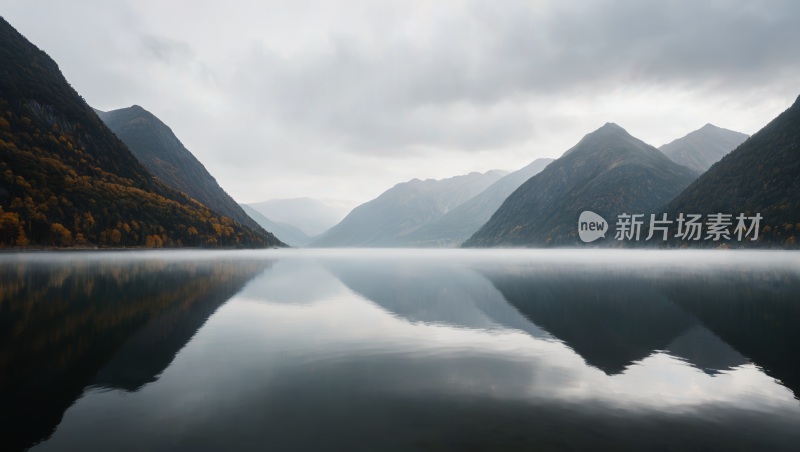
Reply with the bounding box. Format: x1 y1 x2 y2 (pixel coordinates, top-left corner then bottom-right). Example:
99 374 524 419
658 95 800 248
95 105 264 233
0 17 283 248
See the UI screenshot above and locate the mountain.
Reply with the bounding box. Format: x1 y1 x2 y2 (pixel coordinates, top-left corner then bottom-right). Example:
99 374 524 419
246 197 346 237
463 123 698 247
0 17 282 248
239 203 311 247
308 170 508 248
397 158 554 247
659 123 749 173
658 95 800 248
95 105 264 233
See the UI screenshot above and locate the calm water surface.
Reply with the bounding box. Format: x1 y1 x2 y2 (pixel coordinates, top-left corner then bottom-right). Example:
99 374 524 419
2 249 800 451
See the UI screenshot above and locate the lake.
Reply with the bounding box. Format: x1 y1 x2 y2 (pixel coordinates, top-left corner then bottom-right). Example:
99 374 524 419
2 249 800 451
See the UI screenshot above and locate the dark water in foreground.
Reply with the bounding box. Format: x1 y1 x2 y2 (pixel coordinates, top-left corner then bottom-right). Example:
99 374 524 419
1 249 800 451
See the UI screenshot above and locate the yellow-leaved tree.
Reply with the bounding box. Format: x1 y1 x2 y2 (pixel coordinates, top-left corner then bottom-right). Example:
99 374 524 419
50 223 72 247
0 207 28 246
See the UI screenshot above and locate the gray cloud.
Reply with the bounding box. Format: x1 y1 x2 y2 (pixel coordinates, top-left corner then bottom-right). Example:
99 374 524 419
140 35 194 65
222 0 800 154
3 0 799 205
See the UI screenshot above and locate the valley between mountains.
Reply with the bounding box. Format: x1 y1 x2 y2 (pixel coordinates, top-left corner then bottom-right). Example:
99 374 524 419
1 16 797 250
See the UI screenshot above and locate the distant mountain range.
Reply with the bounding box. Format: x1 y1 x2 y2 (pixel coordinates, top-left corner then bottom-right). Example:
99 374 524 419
0 17 282 249
660 124 749 173
308 170 508 247
2 15 795 250
246 197 346 237
658 95 800 247
94 105 264 233
463 123 699 247
396 159 554 247
239 203 311 247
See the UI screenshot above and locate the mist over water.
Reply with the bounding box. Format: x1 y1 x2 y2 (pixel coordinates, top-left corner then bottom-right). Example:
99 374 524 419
2 249 799 451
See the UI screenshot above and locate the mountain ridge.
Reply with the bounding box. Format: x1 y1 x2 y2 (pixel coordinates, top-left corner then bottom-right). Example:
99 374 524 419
239 203 311 247
95 105 265 233
247 197 346 237
463 123 699 247
309 170 507 247
396 158 554 247
655 94 800 248
659 123 749 173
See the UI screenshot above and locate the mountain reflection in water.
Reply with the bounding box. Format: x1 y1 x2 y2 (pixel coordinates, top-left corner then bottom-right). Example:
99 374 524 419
1 249 799 451
480 258 799 386
0 252 269 451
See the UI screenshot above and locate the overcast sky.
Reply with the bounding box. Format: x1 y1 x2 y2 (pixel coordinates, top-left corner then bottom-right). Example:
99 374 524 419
5 0 800 211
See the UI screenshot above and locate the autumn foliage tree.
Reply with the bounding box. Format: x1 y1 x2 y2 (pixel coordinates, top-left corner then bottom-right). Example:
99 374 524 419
0 206 28 246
